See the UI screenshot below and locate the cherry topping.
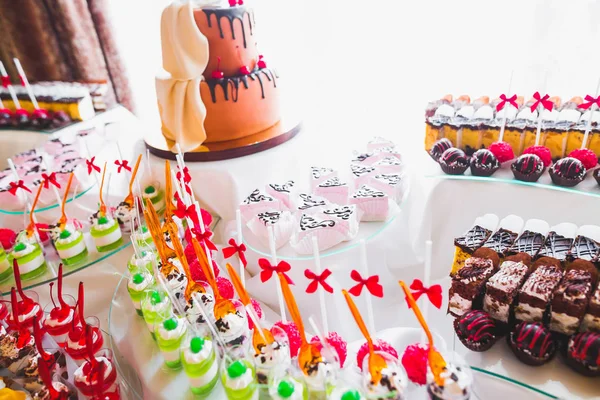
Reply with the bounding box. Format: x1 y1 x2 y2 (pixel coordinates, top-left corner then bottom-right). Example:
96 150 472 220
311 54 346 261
228 0 237 6
211 57 224 79
239 65 251 75
257 55 267 69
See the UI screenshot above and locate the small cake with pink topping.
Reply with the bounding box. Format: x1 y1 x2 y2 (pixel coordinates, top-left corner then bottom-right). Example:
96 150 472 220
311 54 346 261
349 185 389 221
313 177 349 205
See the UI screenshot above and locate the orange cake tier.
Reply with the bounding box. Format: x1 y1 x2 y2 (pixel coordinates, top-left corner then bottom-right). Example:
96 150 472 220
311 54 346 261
194 6 259 79
201 68 280 143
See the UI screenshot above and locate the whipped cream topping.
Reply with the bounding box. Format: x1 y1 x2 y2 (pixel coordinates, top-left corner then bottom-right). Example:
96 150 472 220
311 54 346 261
225 365 254 390
216 312 246 342
183 338 213 364
157 318 188 340
44 308 74 327
74 356 113 385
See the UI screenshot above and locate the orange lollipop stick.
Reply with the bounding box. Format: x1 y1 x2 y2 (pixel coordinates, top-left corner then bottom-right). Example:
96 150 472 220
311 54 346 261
98 162 107 216
342 289 386 385
26 184 44 238
57 173 74 228
124 155 142 206
226 263 250 306
167 223 205 300
164 160 174 220
399 280 446 386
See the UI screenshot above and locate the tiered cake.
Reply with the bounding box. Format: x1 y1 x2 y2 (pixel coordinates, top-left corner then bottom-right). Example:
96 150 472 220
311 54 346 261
156 0 281 152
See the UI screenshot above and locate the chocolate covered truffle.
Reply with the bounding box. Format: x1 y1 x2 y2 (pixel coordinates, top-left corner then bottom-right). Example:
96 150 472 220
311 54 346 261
508 322 557 366
566 331 600 377
594 168 600 186
429 138 453 161
470 149 500 177
454 310 498 352
438 148 469 175
511 154 544 182
549 157 586 187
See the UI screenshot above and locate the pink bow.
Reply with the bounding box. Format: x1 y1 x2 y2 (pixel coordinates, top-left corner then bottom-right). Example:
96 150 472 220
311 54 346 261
406 279 442 309
114 159 131 173
496 94 518 111
348 270 383 298
8 180 31 196
304 268 333 294
86 157 100 175
222 238 247 268
258 258 294 284
578 95 600 110
530 92 553 112
41 172 60 189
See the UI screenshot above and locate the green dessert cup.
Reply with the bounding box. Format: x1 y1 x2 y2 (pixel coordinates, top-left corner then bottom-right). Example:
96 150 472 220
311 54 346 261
143 184 166 214
55 229 89 266
221 359 258 400
12 241 47 281
127 271 155 317
127 250 156 273
0 249 12 282
181 336 220 397
141 289 171 339
155 317 188 369
90 216 124 252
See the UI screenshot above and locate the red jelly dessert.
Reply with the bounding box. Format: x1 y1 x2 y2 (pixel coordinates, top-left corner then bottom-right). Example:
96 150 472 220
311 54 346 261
488 141 515 163
43 267 77 344
523 145 552 167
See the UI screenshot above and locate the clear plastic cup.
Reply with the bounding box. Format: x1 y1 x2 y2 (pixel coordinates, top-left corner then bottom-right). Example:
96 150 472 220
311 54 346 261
126 269 155 317
268 363 308 400
181 334 220 397
221 348 258 400
65 316 104 364
426 352 473 400
141 289 172 338
73 348 118 397
155 315 188 370
361 351 408 400
254 324 291 386
43 294 77 345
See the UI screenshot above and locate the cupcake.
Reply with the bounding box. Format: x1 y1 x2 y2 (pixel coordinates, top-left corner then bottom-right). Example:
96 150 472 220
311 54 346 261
469 149 500 177
454 310 498 352
438 148 469 175
508 322 556 366
511 154 544 182
549 157 586 187
565 331 600 377
429 139 453 161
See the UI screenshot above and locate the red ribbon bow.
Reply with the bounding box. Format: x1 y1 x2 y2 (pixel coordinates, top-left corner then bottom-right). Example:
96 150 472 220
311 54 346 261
578 95 600 110
41 172 61 189
86 157 101 175
496 94 518 111
406 279 442 309
193 228 217 252
348 270 383 298
258 258 294 284
114 159 131 173
174 201 200 226
8 180 31 196
530 92 553 112
176 166 192 195
222 238 247 268
304 268 333 294
1 76 10 88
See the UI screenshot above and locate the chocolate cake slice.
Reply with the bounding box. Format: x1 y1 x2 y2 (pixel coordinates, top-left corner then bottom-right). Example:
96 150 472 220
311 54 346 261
549 269 594 335
567 235 600 263
537 231 574 263
582 282 600 332
482 228 519 257
514 264 564 323
507 230 546 258
448 257 495 317
451 214 498 276
483 261 531 323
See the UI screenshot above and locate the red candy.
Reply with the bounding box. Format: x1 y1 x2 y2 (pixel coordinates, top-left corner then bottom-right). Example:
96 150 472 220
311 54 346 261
272 321 302 358
0 228 17 250
488 141 515 163
569 148 598 170
401 343 430 385
216 276 234 300
356 339 398 371
188 258 220 283
310 331 348 367
247 299 263 330
523 145 552 167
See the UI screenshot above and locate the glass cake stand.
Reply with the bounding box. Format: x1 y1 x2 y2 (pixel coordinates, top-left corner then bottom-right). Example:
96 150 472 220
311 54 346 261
0 182 96 215
424 156 600 199
243 177 411 261
0 231 131 295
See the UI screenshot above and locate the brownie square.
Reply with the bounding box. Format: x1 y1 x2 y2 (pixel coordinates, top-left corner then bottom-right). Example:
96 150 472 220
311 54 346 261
448 257 495 317
536 231 574 263
506 230 546 257
483 261 530 322
514 264 563 322
567 235 600 263
582 282 600 332
482 228 519 257
550 269 594 335
455 225 493 254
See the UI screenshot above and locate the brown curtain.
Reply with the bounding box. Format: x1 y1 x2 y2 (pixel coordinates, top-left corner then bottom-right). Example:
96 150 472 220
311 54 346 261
0 0 134 112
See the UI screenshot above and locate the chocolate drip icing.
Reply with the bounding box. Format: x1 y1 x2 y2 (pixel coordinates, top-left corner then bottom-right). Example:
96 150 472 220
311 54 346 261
483 228 518 257
202 7 255 48
508 230 546 257
205 68 277 103
455 225 493 253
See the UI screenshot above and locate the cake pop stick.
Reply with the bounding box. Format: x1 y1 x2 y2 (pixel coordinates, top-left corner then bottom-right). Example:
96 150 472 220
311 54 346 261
579 78 600 150
359 239 376 334
40 158 63 207
236 209 245 288
124 155 142 207
269 225 287 323
0 61 21 108
421 240 433 342
13 58 45 114
312 236 329 335
398 280 446 387
342 289 386 385
81 139 101 188
57 173 74 229
497 71 515 143
534 73 550 147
